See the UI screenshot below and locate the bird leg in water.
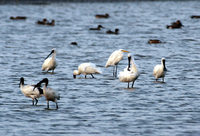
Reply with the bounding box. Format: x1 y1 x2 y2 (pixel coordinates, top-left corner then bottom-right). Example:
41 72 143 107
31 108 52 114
32 99 34 105
35 98 38 105
127 82 129 88
115 64 118 77
47 101 49 109
91 74 94 78
85 75 87 78
113 66 115 76
56 102 58 109
131 81 134 88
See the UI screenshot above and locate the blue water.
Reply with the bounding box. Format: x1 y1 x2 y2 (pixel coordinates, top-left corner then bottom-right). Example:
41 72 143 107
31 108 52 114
1 1 200 135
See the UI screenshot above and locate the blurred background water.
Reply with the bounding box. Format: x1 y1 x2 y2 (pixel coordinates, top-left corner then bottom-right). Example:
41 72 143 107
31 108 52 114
1 1 200 136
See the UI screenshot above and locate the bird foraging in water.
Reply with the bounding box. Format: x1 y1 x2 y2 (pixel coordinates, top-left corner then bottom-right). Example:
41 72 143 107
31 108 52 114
105 49 129 77
118 54 140 88
34 78 60 109
106 29 119 35
73 63 102 78
153 58 167 82
166 20 184 29
42 48 58 73
19 77 43 105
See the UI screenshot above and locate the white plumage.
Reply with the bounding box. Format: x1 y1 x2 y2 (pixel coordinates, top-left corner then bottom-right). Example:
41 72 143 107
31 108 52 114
42 48 58 73
73 63 102 78
34 78 60 109
118 54 140 88
153 58 167 82
19 77 43 105
105 49 129 77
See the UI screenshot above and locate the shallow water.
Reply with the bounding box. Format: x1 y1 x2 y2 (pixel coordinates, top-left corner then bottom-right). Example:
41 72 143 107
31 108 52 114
1 1 200 136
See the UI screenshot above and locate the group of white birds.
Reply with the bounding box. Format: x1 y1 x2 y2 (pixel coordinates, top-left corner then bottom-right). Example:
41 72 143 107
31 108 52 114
19 48 167 109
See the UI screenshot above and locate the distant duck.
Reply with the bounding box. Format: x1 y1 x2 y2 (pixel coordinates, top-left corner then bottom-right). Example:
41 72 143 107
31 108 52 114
148 39 162 44
46 20 55 26
71 42 78 45
118 54 140 88
19 77 43 105
10 16 27 20
153 58 167 82
73 63 102 78
166 20 184 29
36 18 47 25
42 48 58 73
89 25 104 30
34 78 60 109
191 15 200 19
95 13 109 18
106 29 119 34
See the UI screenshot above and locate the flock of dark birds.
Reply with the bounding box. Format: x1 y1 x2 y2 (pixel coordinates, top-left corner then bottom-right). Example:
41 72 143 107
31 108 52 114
11 13 200 109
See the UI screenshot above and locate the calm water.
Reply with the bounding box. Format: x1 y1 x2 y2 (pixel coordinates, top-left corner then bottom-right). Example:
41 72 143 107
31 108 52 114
1 1 200 136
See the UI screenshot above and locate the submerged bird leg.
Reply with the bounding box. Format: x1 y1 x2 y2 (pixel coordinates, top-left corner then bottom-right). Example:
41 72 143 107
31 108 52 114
115 64 118 77
56 102 58 109
32 99 34 105
127 82 129 88
162 77 164 82
113 66 115 76
85 75 87 78
35 98 38 105
91 74 94 78
131 81 134 88
47 101 49 109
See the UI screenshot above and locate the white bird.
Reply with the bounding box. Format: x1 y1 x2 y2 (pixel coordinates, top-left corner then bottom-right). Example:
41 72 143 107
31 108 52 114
153 58 167 82
19 77 43 105
118 54 140 88
34 78 60 109
42 48 58 73
105 49 129 77
73 63 102 78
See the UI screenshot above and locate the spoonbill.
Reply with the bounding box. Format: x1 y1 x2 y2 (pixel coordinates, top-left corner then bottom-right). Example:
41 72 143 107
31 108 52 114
19 77 43 105
34 78 60 109
42 48 58 73
105 49 129 77
153 58 167 82
73 63 102 78
118 54 140 88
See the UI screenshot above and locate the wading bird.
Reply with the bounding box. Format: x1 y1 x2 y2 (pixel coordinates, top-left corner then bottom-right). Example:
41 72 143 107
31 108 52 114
34 78 60 109
42 48 58 73
73 63 102 78
118 54 140 88
105 49 129 77
19 77 43 105
153 58 167 82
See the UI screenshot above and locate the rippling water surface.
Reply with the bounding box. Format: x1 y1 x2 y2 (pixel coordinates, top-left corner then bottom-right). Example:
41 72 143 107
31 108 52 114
1 1 200 135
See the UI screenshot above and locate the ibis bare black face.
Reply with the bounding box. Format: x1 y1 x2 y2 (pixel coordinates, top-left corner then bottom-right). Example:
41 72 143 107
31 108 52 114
162 59 167 71
19 77 24 87
45 50 54 60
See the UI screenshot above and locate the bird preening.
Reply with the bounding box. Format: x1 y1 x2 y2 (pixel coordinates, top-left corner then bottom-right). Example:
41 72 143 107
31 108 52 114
118 53 140 88
105 49 129 77
42 48 58 73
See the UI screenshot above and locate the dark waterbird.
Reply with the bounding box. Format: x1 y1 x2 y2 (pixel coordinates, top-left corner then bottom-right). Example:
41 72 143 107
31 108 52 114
106 29 119 35
46 20 55 26
95 13 109 18
36 18 47 25
148 39 162 44
89 25 104 30
166 20 184 29
10 16 27 20
191 15 200 19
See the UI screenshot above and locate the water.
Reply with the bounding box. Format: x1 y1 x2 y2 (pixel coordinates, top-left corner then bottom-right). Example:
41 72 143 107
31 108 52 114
1 1 200 135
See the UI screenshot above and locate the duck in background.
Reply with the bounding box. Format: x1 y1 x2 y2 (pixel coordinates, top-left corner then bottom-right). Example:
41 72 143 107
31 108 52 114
95 13 109 18
46 20 55 26
191 15 200 19
148 39 162 44
89 25 104 30
10 16 27 20
36 18 47 25
166 20 184 29
106 29 119 35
